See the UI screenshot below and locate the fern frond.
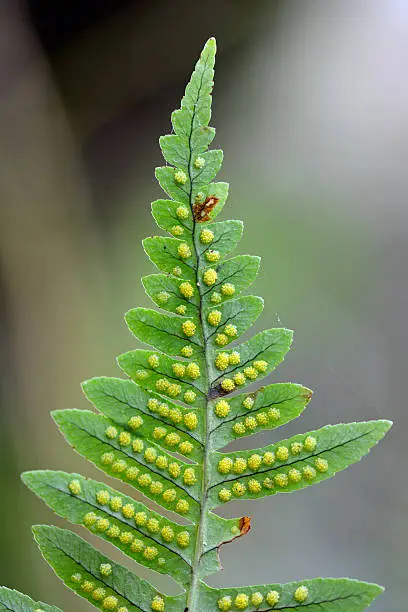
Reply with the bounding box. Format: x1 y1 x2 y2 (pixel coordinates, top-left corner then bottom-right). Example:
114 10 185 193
3 36 389 611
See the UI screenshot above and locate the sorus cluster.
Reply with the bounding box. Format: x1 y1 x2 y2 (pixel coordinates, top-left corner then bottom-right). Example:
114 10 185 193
230 397 280 436
71 572 130 610
145 396 199 434
216 585 309 609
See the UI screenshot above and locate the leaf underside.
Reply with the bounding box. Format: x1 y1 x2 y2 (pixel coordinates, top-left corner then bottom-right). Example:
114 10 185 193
11 37 390 612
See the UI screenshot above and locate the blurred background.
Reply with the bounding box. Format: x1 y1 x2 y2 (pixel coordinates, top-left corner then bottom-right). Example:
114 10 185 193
0 0 406 610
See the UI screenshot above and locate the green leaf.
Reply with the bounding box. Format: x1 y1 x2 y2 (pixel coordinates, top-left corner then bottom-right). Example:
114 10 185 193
53 409 201 520
204 296 264 345
125 307 204 356
208 420 392 508
143 236 196 282
201 255 261 303
142 273 199 316
151 199 193 235
33 525 186 611
197 577 384 611
209 382 313 447
23 470 192 583
0 587 61 612
195 219 243 260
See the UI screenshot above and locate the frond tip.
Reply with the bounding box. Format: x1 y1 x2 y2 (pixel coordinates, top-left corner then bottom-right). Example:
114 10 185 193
3 35 390 612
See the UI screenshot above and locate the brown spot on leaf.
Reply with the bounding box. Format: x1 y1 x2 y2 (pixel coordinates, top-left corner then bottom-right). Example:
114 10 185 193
239 516 252 536
193 195 219 222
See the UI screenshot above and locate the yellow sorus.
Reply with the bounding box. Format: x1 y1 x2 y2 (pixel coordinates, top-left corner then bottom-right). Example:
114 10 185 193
118 431 131 446
81 581 94 592
244 416 257 430
214 399 230 418
134 511 147 527
92 588 106 601
290 442 303 455
221 378 235 392
221 283 235 296
175 304 187 315
274 473 289 488
68 480 81 496
176 205 189 220
211 292 222 304
183 468 197 486
169 408 182 423
233 372 246 386
119 532 133 545
288 468 302 483
165 433 181 447
138 474 152 487
232 482 246 497
162 489 177 503
182 320 196 337
179 440 194 454
181 345 193 357
96 518 110 532
224 324 237 337
147 518 160 533
304 435 317 451
263 451 275 466
303 466 317 481
175 499 189 514
256 412 268 425
218 457 233 474
71 573 82 583
266 591 280 605
106 525 120 539
112 460 127 473
183 412 198 430
143 546 159 560
130 539 145 553
185 362 201 379
126 466 139 480
275 446 289 462
234 593 249 609
173 266 182 277
208 309 222 326
105 426 117 439
200 228 214 244
168 462 181 478
215 333 229 346
102 596 118 610
315 458 329 472
96 490 110 505
247 454 262 470
177 243 191 259
176 531 190 548
215 352 230 370
233 457 247 474
135 369 148 380
194 156 205 169
151 595 165 611
101 452 114 465
228 351 240 365
121 504 135 519
153 427 167 441
161 526 174 542
150 481 163 495
206 249 220 263
170 225 184 236
268 407 280 421
217 595 232 611
294 586 309 603
128 415 143 431
109 496 123 511
83 512 98 527
174 169 187 184
263 477 274 490
158 403 170 417
183 390 196 404
132 438 144 453
242 396 255 410
203 268 218 286
248 479 262 494
232 422 246 435
157 291 169 304
147 398 159 412
251 592 264 606
148 354 160 368
253 360 268 372
243 366 257 380
167 383 181 397
118 608 129 612
218 488 232 502
172 363 186 377
179 281 194 298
